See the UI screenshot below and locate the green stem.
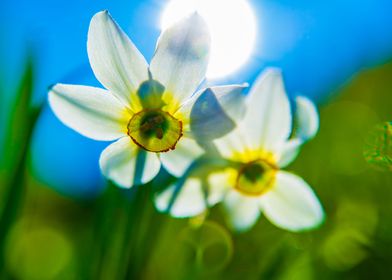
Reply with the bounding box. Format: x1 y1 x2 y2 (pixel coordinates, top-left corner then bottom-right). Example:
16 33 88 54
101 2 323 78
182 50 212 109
119 182 162 280
91 182 151 280
90 182 122 280
117 183 147 279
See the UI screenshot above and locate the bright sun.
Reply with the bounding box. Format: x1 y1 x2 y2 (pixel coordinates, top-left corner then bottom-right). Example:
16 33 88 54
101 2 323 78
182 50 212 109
161 0 257 79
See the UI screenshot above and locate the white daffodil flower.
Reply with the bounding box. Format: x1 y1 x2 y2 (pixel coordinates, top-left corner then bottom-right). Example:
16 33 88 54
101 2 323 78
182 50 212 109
49 11 245 188
155 69 324 232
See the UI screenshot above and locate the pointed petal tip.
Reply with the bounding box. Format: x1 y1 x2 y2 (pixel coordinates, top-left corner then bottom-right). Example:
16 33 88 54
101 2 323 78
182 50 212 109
190 11 199 18
295 95 317 107
295 95 320 141
289 208 325 232
48 83 66 99
95 9 109 17
241 82 250 88
207 83 248 93
47 83 56 91
181 11 210 37
264 67 282 75
230 218 258 233
110 180 133 189
91 10 109 23
89 11 110 33
261 68 284 83
48 83 75 97
189 11 205 22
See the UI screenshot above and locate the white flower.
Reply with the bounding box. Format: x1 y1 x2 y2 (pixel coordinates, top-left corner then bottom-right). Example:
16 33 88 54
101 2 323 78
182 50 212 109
155 69 324 232
49 11 245 188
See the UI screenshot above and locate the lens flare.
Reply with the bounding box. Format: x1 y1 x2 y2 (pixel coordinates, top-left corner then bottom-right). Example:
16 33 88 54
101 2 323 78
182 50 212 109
161 0 257 79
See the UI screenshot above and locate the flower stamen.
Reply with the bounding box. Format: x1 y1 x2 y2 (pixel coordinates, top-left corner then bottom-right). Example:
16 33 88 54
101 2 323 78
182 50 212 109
235 160 277 196
128 109 183 152
139 114 165 139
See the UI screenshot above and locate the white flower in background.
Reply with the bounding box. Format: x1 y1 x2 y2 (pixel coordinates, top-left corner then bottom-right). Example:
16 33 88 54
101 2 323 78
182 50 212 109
156 69 324 232
49 11 245 188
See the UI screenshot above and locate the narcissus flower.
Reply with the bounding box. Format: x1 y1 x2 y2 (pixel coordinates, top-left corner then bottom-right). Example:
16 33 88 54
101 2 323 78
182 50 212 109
49 11 244 188
156 69 324 232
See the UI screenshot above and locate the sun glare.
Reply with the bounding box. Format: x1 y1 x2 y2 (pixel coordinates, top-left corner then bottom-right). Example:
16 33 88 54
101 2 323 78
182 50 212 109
161 0 257 79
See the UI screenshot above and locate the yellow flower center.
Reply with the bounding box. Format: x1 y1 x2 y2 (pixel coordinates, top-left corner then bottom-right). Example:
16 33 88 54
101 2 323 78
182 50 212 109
235 160 277 196
127 109 183 152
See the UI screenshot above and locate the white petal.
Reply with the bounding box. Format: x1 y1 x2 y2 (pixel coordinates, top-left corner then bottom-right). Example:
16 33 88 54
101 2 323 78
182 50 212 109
87 11 148 108
48 84 129 141
207 169 233 206
276 97 319 167
139 150 162 185
277 139 302 168
150 13 211 106
260 171 324 232
294 96 319 141
99 137 161 188
224 190 261 232
179 84 247 141
213 127 248 160
160 137 204 177
241 69 291 151
155 178 206 217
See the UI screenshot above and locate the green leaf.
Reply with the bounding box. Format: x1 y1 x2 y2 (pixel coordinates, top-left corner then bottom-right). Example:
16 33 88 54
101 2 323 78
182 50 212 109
2 57 34 172
0 56 42 277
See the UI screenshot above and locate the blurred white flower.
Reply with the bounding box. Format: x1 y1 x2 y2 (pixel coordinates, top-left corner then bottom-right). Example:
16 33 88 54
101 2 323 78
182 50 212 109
156 69 324 232
49 11 244 188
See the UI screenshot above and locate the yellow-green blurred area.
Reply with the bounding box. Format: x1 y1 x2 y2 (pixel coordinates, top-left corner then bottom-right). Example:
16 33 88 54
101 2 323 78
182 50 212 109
1 61 392 280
